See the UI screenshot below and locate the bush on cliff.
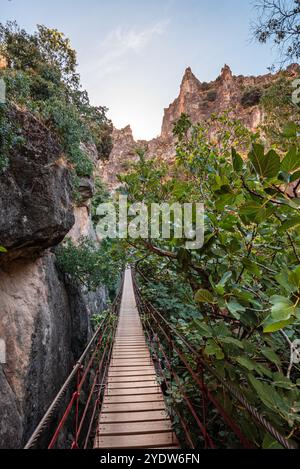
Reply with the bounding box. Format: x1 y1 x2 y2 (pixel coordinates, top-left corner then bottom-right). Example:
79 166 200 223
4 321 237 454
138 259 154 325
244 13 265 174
0 21 113 176
55 238 124 298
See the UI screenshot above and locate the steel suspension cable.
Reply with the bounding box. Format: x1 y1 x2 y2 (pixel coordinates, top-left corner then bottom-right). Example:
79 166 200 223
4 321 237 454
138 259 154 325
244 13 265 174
133 266 298 450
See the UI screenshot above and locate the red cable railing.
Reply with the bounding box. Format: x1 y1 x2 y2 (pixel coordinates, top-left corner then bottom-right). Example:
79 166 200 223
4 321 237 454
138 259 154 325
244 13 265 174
24 273 124 450
132 266 297 450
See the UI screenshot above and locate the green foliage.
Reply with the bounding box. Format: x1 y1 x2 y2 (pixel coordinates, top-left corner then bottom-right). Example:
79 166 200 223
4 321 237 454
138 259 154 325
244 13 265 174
0 105 10 173
91 177 111 226
260 76 300 150
81 105 113 161
0 21 112 178
40 97 93 177
206 90 217 102
0 103 24 174
121 113 300 447
241 87 263 108
55 237 124 298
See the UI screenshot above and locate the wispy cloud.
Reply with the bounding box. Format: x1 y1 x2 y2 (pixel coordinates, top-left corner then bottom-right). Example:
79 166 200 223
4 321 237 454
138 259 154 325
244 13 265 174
92 20 170 77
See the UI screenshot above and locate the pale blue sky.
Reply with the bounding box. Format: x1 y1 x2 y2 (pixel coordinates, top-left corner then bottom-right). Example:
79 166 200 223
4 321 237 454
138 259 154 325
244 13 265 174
1 0 278 139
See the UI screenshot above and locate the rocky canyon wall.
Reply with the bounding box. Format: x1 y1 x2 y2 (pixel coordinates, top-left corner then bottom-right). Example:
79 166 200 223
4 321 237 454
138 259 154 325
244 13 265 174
100 64 300 189
0 107 107 448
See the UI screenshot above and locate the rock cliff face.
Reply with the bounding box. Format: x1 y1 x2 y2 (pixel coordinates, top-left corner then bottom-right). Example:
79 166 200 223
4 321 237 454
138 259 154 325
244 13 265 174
99 126 145 188
101 64 299 189
0 107 107 448
0 107 75 264
0 55 7 70
160 65 265 141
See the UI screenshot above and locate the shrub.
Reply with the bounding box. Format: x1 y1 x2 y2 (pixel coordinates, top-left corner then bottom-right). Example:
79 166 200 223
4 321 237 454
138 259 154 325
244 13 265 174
55 238 124 298
120 113 300 446
0 104 23 174
91 178 111 226
206 90 217 102
241 87 263 107
0 22 113 178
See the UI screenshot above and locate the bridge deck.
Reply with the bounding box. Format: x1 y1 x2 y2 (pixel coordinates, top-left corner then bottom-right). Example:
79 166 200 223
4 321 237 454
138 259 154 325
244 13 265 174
94 269 179 449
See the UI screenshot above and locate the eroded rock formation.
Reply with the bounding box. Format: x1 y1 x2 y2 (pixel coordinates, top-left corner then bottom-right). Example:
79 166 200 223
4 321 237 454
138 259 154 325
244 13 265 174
0 107 74 264
101 64 299 189
0 107 107 448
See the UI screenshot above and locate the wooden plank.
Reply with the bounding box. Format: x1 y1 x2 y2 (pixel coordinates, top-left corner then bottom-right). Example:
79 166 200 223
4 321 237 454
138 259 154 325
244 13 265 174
113 345 148 348
152 446 179 449
103 394 164 404
108 367 155 373
112 357 150 360
113 349 148 352
114 343 146 347
99 410 169 423
98 420 172 435
115 341 146 344
113 352 149 355
113 350 149 353
95 432 176 449
107 375 156 383
114 343 147 346
101 401 166 413
110 360 153 369
107 387 161 396
112 354 150 359
115 336 145 338
107 381 158 389
114 345 148 348
108 366 156 377
111 359 152 366
116 331 144 334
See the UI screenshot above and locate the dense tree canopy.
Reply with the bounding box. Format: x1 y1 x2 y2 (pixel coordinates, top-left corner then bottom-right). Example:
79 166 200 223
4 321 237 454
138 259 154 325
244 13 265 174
116 109 300 447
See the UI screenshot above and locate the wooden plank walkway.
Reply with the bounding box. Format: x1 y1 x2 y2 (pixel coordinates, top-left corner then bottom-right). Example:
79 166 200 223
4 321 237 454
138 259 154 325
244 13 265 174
94 269 179 449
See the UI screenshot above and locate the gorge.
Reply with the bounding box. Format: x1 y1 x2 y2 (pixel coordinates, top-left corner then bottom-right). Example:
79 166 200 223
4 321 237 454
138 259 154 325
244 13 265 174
0 43 299 448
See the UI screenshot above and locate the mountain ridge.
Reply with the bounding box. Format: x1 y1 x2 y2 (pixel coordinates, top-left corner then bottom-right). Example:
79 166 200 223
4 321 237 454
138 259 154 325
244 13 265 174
99 63 300 189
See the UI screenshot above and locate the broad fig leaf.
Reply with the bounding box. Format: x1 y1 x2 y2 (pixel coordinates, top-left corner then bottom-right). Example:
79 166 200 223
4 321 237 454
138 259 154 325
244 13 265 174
236 357 256 370
291 170 300 182
288 266 300 290
220 337 244 349
270 296 294 321
279 216 300 234
242 258 261 276
226 299 246 320
249 144 280 179
263 318 294 333
281 147 300 174
248 374 282 411
282 122 298 139
275 271 294 293
262 433 284 449
204 339 224 360
232 148 243 172
261 348 282 367
195 289 215 304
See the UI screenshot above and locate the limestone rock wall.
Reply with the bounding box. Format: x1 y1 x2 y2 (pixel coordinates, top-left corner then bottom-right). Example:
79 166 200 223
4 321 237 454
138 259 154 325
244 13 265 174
0 106 74 264
101 64 299 189
0 106 108 448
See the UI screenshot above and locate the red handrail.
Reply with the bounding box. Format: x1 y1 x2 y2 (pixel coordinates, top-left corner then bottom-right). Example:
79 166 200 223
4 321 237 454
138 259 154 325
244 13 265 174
24 272 124 450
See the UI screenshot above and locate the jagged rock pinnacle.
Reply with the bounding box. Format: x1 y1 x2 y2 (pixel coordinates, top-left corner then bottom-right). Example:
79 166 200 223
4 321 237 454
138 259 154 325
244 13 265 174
220 64 233 80
182 66 196 82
